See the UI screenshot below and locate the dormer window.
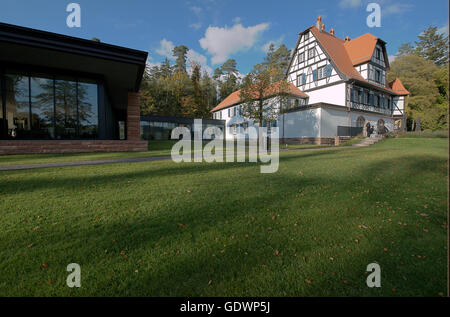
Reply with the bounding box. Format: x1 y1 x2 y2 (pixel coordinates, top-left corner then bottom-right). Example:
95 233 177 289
376 48 382 60
304 32 309 41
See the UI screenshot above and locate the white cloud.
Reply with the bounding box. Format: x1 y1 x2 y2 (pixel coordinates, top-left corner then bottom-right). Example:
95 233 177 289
388 55 397 63
339 0 361 8
187 49 212 75
153 39 213 75
189 22 203 30
262 36 285 53
190 6 202 15
155 38 175 60
438 25 449 35
199 23 270 64
232 17 242 24
383 3 414 16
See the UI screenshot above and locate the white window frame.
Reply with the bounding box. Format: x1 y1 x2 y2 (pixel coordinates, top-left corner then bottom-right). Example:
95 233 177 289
308 48 315 60
317 66 326 80
298 52 305 64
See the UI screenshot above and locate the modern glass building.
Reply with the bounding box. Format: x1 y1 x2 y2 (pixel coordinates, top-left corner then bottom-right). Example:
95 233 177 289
0 22 148 154
140 116 226 141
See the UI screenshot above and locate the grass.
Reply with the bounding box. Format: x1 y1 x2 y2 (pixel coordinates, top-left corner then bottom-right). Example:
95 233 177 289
281 144 332 150
0 141 176 166
341 136 365 147
0 138 447 296
388 130 449 139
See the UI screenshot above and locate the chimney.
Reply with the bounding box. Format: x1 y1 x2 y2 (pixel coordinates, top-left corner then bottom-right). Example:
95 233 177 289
345 36 351 42
330 28 335 35
316 16 323 31
321 24 326 32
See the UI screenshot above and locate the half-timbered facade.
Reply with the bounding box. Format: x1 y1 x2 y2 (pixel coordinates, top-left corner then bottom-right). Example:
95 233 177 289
212 16 410 143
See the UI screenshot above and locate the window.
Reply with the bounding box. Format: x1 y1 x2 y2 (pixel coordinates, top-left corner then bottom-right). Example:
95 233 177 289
297 74 302 87
232 124 237 135
298 52 305 64
228 108 230 117
243 122 248 133
78 79 98 139
376 48 382 60
308 48 315 59
295 99 299 107
375 70 381 83
55 76 78 139
220 111 222 119
358 89 363 103
318 66 326 80
30 74 54 139
2 71 99 140
304 32 309 41
365 91 370 104
375 95 380 107
5 72 31 139
233 106 236 117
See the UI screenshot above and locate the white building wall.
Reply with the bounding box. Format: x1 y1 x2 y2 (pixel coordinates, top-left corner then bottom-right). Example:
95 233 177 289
306 82 346 105
287 30 342 92
393 96 405 116
320 107 395 137
279 108 321 138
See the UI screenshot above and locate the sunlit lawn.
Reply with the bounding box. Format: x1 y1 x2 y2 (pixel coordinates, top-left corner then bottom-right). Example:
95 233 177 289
0 138 447 296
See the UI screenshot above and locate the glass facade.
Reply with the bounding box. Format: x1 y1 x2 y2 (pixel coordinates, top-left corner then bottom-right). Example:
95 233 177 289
1 70 99 140
140 116 225 141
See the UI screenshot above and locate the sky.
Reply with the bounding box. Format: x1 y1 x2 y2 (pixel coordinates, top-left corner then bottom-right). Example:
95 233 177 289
0 0 448 75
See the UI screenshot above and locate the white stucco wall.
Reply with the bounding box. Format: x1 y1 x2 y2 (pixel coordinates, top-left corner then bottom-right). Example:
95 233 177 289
320 107 395 137
279 108 321 138
306 82 346 105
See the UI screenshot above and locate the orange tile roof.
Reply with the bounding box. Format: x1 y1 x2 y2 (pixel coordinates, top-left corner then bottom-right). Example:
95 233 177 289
344 33 379 66
307 26 408 96
388 78 410 95
211 82 308 113
309 26 365 82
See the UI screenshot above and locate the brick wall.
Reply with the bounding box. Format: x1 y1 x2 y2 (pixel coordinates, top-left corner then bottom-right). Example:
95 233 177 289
0 140 148 155
127 92 141 141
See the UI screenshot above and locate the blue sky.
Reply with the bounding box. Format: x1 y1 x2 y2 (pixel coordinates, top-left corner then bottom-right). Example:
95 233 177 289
0 0 448 74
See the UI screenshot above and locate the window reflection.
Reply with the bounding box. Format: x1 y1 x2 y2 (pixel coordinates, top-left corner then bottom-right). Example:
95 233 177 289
1 71 99 140
31 75 54 139
5 73 30 139
55 77 77 139
78 79 98 139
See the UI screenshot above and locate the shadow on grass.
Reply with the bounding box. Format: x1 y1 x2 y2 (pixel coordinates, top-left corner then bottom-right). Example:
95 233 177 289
1 148 447 296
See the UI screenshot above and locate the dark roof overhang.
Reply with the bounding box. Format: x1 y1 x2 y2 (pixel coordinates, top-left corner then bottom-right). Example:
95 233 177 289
0 22 148 110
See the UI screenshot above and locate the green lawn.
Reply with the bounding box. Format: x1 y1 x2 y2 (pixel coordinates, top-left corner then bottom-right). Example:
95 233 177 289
0 138 447 296
0 141 177 166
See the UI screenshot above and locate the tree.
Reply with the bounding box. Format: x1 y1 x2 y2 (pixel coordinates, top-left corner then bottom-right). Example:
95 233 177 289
172 45 189 73
387 55 448 130
216 59 241 103
263 44 291 79
415 26 448 66
240 64 290 135
221 59 238 78
395 42 415 58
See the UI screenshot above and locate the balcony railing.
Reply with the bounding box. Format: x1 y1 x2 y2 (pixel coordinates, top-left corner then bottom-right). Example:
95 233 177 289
349 102 393 116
